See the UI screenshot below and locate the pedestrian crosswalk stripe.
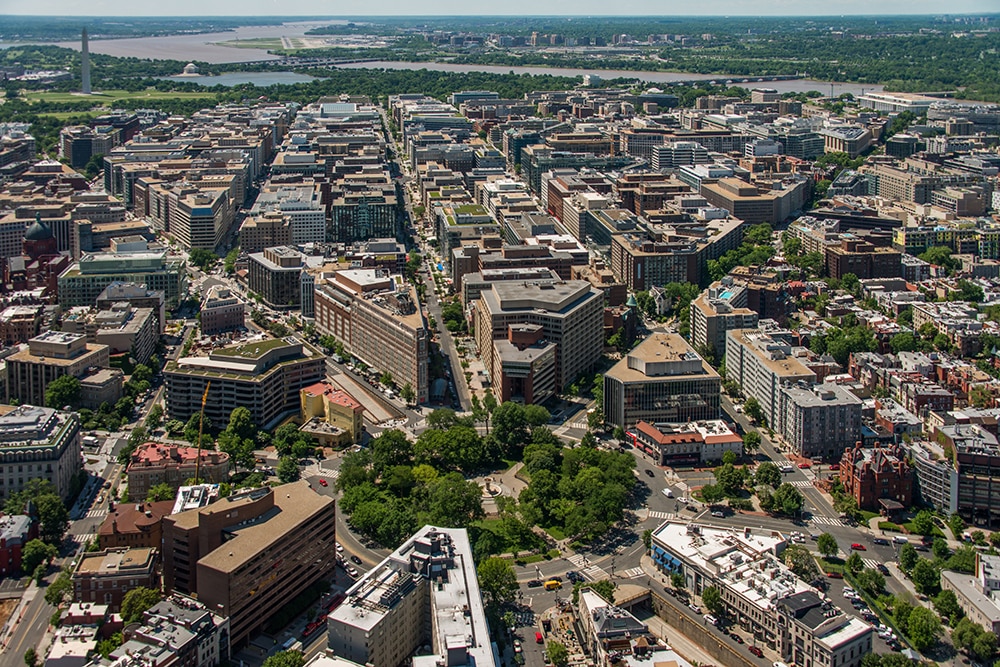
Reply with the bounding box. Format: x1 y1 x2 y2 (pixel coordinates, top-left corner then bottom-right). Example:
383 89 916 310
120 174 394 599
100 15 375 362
810 516 845 527
583 565 610 581
647 511 674 520
619 566 644 579
789 480 813 488
567 554 587 568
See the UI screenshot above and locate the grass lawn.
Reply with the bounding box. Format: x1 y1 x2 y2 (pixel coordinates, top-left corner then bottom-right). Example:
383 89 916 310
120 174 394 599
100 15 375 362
879 521 904 532
902 521 944 538
24 89 219 104
545 526 567 541
859 510 880 522
214 38 284 49
817 557 845 574
37 111 100 121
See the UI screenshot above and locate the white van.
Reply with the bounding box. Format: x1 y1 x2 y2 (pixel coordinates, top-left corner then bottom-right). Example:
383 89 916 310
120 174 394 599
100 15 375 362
780 464 795 473
662 488 674 498
892 535 909 545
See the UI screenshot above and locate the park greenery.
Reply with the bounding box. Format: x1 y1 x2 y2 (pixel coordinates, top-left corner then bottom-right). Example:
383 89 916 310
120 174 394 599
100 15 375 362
335 404 634 553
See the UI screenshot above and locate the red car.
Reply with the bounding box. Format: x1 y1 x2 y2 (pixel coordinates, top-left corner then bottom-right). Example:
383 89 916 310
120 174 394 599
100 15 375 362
319 479 328 487
826 571 843 579
797 462 811 469
748 646 764 657
851 543 866 551
828 463 840 471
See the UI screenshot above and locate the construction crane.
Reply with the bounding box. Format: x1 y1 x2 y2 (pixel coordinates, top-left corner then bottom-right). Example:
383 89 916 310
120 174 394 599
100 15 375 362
194 382 211 484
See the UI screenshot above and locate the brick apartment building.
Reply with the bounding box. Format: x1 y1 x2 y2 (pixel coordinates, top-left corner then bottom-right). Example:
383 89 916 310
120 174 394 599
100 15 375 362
840 443 914 512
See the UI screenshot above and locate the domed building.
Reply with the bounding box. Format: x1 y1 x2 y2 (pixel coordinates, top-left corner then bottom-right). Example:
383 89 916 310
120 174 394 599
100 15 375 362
23 215 57 260
182 63 200 75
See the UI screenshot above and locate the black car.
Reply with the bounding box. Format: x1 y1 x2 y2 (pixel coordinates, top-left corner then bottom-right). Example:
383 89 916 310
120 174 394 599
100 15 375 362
527 579 543 588
644 469 655 478
350 555 362 565
872 538 889 546
876 564 890 576
548 576 563 583
566 571 582 582
729 633 744 644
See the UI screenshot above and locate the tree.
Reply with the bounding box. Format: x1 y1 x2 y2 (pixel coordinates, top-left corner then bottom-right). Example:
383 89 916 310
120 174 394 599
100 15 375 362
949 513 966 540
277 456 300 483
477 556 517 607
262 651 305 667
742 431 761 454
670 572 685 590
35 494 68 544
187 248 218 272
898 543 919 573
918 246 959 273
934 589 964 625
120 586 161 623
44 375 81 409
20 539 56 575
523 404 550 428
911 558 941 595
889 332 920 354
217 406 257 470
722 449 738 466
702 585 724 616
771 483 804 516
743 397 764 424
491 402 529 455
184 412 211 445
146 483 175 502
783 544 819 580
972 627 998 663
856 568 886 597
906 606 941 651
45 570 72 606
817 533 839 559
845 552 864 575
911 509 935 536
399 383 415 405
145 404 164 429
755 461 781 488
24 649 38 667
547 641 569 667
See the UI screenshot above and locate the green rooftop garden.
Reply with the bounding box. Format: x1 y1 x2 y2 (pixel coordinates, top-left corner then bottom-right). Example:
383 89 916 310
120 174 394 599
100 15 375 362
212 337 290 359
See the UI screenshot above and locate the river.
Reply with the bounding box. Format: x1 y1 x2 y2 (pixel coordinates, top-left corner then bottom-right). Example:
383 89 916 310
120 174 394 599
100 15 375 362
334 61 884 97
6 22 882 96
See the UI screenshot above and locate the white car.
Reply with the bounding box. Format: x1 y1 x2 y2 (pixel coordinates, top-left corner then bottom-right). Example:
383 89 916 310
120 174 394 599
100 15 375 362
335 542 344 553
513 641 522 654
704 614 718 626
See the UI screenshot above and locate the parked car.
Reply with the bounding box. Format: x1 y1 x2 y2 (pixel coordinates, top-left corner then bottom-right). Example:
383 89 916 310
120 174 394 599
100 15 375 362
527 579 543 588
711 510 725 518
688 604 702 614
876 564 891 576
872 537 888 546
826 571 843 579
851 543 866 551
350 555 362 565
644 469 655 478
704 614 718 626
749 646 764 658
729 632 744 644
335 542 344 552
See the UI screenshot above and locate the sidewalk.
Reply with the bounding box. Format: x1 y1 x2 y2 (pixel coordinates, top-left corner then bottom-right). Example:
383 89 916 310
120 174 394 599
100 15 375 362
0 582 35 649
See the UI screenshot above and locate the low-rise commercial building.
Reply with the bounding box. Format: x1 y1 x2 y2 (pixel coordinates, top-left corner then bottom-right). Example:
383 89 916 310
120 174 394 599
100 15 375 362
628 419 741 466
327 526 498 667
72 547 158 611
95 282 166 334
299 382 364 445
0 405 81 502
162 482 337 647
163 337 325 430
136 594 231 667
127 443 230 500
0 514 34 576
604 333 720 430
776 591 873 667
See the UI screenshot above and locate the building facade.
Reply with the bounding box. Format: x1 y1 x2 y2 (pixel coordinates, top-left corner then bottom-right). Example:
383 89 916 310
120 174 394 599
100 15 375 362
127 443 230 500
604 333 721 430
840 443 914 512
0 405 81 502
5 331 110 407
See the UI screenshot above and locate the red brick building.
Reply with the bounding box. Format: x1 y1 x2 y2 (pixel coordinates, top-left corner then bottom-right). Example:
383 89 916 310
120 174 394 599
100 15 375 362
97 500 174 550
0 515 36 576
840 443 914 512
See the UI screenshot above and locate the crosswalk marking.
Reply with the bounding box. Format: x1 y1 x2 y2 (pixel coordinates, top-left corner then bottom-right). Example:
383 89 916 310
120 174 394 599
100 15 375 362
87 508 106 519
789 480 814 488
647 511 674 520
583 565 611 581
810 516 846 527
862 558 881 570
566 554 587 568
619 566 644 579
74 533 94 546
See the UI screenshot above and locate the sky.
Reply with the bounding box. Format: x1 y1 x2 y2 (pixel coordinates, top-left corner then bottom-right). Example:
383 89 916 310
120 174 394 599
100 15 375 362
4 0 1000 16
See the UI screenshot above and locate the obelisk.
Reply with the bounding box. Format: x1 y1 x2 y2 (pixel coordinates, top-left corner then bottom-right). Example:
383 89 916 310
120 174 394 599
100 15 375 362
81 28 91 95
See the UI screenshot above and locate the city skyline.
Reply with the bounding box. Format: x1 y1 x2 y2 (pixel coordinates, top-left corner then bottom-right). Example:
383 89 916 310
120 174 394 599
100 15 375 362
4 2 1000 16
